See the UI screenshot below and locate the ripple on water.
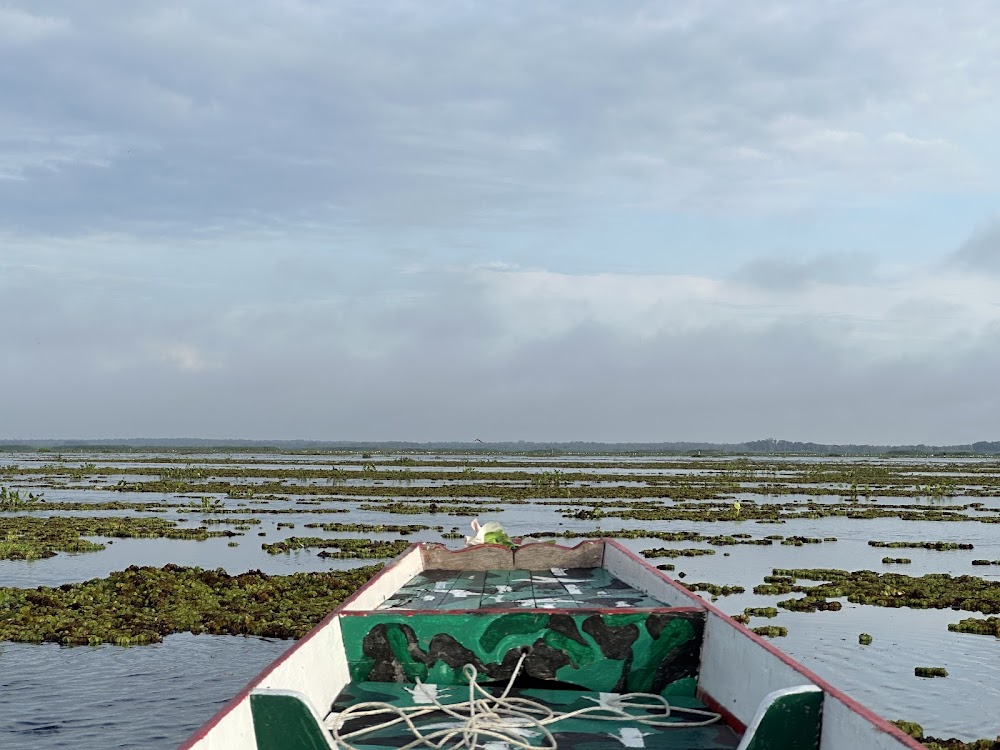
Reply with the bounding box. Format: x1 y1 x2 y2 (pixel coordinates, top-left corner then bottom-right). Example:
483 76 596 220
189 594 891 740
777 605 1000 741
0 633 290 750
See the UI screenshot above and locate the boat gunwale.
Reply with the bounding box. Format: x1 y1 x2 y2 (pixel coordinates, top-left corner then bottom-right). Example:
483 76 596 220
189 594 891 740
603 539 926 750
177 544 424 749
180 541 620 749
179 539 927 750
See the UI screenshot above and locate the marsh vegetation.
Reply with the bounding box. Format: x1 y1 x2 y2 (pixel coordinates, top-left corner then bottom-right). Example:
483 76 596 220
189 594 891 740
4 448 1000 747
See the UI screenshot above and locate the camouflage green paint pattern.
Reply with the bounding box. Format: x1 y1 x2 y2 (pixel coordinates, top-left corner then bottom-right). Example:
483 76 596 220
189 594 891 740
331 682 741 750
340 609 703 695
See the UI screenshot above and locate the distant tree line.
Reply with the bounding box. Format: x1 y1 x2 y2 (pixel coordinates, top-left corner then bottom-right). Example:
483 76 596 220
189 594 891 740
1 437 999 455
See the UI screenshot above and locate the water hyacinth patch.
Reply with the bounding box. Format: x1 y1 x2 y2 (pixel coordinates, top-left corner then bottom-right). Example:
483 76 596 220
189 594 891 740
0 564 380 645
0 516 236 561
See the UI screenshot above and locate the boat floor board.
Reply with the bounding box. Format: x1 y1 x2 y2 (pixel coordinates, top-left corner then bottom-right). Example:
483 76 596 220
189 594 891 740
378 568 667 611
329 682 741 750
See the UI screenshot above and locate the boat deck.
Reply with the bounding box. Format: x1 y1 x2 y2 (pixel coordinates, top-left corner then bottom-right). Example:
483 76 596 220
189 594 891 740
377 567 668 611
330 682 741 750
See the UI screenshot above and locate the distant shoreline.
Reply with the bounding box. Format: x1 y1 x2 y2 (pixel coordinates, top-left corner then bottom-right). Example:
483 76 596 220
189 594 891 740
1 438 999 456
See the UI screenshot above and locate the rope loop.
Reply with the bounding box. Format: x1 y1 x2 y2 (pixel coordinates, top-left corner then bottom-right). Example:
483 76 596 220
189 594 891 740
326 650 720 750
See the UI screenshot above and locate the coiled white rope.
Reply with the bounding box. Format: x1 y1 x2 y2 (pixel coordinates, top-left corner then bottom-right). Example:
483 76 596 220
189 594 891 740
324 651 720 750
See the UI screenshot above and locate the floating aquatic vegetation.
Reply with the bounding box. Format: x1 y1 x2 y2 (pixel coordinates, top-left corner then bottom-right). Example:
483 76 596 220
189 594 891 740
891 720 1000 750
0 564 380 645
753 583 795 595
882 557 912 564
869 541 974 550
357 502 503 515
971 560 1000 566
302 522 432 534
681 582 744 596
763 574 794 584
777 596 842 612
769 568 1000 614
744 607 778 618
892 720 923 738
558 500 1000 524
752 626 787 637
0 486 44 509
0 516 233 561
859 633 873 645
947 617 1000 637
262 537 410 559
536 529 703 541
188 496 226 512
532 528 776 545
641 547 716 558
914 667 948 678
780 536 829 546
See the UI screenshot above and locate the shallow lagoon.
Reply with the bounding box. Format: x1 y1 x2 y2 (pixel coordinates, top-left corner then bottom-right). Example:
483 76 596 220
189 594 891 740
2 450 1000 747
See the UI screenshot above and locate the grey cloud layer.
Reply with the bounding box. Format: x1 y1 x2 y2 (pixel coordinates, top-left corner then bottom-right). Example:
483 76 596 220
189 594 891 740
953 222 1000 274
3 1 999 441
2 0 997 236
5 289 998 444
2 233 998 441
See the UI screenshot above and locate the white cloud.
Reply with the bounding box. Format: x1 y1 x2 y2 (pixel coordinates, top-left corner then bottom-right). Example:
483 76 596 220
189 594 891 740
458 260 1000 363
151 342 215 373
0 125 120 181
0 8 69 45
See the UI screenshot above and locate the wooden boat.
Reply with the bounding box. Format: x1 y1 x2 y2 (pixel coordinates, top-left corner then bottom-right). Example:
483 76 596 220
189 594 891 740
179 540 923 750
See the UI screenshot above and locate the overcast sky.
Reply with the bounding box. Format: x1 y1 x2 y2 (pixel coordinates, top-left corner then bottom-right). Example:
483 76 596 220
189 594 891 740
2 1 999 443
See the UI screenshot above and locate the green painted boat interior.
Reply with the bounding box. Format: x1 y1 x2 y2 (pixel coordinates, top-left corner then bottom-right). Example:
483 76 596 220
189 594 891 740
251 692 333 750
740 688 824 750
328 681 743 750
376 568 667 611
249 684 825 750
340 608 703 693
248 563 824 750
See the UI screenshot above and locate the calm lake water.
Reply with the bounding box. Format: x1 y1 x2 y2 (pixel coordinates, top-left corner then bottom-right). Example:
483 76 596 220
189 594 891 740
2 451 1000 747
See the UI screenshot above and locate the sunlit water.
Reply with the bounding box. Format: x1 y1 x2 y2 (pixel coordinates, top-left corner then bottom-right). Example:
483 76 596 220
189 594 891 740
3 453 1000 746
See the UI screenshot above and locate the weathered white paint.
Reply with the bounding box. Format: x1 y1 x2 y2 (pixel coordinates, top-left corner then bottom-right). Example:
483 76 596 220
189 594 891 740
184 697 258 750
608 727 652 747
257 615 350 716
185 617 351 749
735 685 822 750
700 611 922 750
819 694 925 750
602 542 697 607
341 546 424 610
699 611 816 726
